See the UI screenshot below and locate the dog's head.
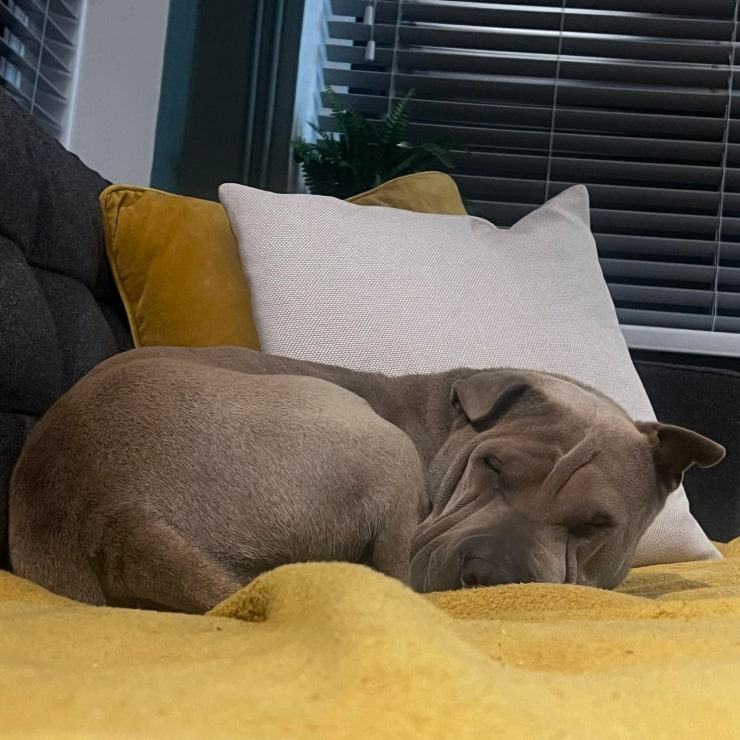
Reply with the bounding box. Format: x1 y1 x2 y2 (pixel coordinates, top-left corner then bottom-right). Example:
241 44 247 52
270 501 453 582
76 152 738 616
409 370 725 592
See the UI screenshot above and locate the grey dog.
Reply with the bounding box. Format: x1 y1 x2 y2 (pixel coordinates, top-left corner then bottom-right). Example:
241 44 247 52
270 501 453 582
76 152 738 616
9 346 724 613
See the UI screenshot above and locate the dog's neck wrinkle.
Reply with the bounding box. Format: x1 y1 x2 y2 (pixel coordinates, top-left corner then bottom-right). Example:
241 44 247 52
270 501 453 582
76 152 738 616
381 373 462 468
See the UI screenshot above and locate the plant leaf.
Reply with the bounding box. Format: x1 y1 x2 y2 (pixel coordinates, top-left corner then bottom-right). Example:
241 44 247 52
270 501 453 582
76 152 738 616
292 86 458 197
380 91 412 157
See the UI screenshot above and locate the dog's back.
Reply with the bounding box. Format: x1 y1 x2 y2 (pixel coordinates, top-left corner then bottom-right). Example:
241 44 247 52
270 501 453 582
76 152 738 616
9 354 424 611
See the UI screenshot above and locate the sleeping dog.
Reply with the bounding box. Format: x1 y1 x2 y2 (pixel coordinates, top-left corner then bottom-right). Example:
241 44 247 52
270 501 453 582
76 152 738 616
9 346 724 613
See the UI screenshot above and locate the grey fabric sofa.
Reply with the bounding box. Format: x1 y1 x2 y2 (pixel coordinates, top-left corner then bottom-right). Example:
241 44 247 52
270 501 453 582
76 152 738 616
0 94 131 568
1 92 739 571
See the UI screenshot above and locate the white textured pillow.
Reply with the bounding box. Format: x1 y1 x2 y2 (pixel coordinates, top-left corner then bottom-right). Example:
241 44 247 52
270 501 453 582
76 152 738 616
219 182 720 567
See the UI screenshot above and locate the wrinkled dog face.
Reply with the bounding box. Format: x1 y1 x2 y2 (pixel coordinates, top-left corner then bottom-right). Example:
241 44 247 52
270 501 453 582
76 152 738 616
409 371 725 593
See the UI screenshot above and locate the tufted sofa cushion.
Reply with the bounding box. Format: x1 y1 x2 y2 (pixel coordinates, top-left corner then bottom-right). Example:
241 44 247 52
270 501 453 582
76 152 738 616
0 93 132 567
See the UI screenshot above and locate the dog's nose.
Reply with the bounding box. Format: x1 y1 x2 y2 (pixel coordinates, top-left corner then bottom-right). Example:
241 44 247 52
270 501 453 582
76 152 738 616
459 534 538 587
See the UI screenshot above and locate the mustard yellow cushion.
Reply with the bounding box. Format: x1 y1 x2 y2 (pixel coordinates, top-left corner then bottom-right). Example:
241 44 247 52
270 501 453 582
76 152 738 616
101 185 261 349
348 171 468 214
101 172 466 349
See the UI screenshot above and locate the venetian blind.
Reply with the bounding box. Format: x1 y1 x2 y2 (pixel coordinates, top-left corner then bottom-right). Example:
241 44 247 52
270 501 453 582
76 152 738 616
319 0 740 339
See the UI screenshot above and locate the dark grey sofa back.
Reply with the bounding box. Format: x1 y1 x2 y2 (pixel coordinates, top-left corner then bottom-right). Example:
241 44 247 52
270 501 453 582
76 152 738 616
0 94 132 567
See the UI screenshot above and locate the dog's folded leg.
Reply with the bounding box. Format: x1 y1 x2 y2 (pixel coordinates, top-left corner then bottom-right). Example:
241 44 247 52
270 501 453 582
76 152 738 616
370 518 416 585
366 450 429 587
90 513 244 614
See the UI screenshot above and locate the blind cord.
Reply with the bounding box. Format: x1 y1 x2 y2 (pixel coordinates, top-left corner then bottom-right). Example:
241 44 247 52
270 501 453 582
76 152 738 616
388 0 403 118
544 0 567 202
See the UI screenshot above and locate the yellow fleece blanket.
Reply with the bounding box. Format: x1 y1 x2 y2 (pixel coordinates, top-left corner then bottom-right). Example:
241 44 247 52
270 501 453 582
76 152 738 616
4 540 740 738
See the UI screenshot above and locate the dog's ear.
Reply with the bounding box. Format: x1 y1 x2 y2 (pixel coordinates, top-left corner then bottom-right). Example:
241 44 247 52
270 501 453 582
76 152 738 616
450 371 533 425
635 421 725 494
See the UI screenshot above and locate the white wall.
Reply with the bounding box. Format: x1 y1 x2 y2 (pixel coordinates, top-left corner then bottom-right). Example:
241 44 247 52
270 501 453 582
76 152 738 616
65 0 171 185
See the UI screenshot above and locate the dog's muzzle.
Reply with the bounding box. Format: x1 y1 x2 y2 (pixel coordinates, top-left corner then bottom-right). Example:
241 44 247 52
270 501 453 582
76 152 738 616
458 531 544 588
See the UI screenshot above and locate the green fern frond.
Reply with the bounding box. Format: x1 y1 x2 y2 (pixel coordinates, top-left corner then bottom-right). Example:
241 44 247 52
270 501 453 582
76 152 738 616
307 122 336 146
383 148 436 181
325 86 346 119
292 88 458 198
417 139 459 169
380 91 412 155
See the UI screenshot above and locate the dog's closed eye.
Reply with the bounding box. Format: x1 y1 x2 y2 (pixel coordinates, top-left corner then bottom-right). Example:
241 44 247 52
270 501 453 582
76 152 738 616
568 513 615 539
484 456 503 473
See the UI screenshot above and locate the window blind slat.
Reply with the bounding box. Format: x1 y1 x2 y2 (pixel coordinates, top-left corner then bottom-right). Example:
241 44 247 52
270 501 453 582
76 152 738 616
717 216 740 239
326 43 731 89
324 66 730 115
331 1 734 39
568 0 735 16
719 242 740 261
325 83 727 126
720 266 740 287
596 234 718 260
609 284 714 309
616 309 713 331
328 22 732 65
717 316 740 332
590 209 718 237
326 91 728 139
449 156 722 190
325 114 727 166
334 0 736 16
600 258 717 285
451 174 721 214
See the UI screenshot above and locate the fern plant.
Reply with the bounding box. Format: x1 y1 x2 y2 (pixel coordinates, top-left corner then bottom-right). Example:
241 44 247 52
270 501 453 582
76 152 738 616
292 89 457 199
